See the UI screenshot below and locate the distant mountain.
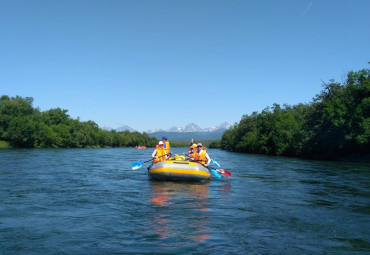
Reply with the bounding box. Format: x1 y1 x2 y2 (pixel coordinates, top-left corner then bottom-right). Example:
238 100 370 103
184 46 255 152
146 122 230 133
101 122 231 141
102 126 137 132
149 130 227 141
116 126 136 132
147 122 231 141
166 123 203 132
146 128 165 133
203 122 231 132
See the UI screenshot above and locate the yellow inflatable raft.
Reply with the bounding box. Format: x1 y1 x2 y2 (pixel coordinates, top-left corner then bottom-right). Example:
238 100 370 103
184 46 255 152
148 159 211 182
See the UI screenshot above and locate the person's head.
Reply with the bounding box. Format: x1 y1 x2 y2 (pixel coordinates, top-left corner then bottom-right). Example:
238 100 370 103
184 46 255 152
162 136 167 141
189 145 195 151
158 141 164 146
197 143 203 150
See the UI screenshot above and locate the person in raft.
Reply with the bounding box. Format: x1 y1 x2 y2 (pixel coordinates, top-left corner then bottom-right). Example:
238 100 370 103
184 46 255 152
152 141 170 163
187 144 197 160
162 136 170 155
195 143 211 167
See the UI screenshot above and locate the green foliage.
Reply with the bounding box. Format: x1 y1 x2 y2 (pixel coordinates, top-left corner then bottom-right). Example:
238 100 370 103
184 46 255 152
208 140 221 149
7 116 37 148
0 140 9 148
0 95 158 148
221 68 370 160
302 69 370 159
168 140 216 148
0 95 35 142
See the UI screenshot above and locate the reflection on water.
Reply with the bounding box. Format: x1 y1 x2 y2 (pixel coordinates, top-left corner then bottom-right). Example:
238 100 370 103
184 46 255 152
148 181 211 243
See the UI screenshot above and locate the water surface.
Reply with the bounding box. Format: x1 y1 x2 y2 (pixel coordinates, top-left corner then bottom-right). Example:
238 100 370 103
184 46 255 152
1 148 369 254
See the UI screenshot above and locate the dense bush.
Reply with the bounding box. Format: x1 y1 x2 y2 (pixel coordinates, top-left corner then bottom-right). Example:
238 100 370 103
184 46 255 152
221 68 370 160
0 95 157 148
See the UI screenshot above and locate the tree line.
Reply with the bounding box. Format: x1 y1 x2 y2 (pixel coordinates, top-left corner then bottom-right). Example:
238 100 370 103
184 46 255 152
0 95 158 148
220 68 370 161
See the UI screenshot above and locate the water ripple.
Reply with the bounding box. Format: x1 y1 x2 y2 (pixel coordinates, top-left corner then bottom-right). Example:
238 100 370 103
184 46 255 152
0 148 369 254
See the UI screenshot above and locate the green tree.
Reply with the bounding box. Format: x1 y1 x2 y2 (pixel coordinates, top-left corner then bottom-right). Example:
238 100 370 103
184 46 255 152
7 116 36 147
41 108 70 126
34 122 57 148
0 96 35 141
220 67 369 161
303 69 370 158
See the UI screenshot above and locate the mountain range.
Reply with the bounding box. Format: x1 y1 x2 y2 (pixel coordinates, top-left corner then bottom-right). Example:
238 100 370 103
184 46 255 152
101 125 136 132
102 122 231 141
145 122 231 133
147 122 231 141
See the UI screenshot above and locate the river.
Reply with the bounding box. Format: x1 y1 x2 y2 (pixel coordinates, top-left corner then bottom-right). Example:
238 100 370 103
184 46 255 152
1 148 369 254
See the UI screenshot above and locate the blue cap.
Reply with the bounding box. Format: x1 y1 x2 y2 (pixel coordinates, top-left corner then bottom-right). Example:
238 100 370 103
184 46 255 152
162 136 167 140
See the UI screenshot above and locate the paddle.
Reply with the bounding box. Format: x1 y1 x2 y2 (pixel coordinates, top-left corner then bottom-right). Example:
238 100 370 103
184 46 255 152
131 158 153 170
208 166 231 179
131 153 171 170
211 159 220 167
211 169 222 178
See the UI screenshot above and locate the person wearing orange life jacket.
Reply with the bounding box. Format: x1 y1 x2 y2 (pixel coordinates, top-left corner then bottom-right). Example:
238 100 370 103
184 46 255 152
162 136 170 155
195 143 211 166
187 143 197 161
152 141 168 163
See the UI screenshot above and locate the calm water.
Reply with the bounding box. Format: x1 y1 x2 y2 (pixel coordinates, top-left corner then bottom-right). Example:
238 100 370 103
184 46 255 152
1 148 369 254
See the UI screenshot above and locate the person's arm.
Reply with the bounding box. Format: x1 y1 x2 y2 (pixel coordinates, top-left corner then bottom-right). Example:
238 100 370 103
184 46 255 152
205 152 211 166
152 150 157 158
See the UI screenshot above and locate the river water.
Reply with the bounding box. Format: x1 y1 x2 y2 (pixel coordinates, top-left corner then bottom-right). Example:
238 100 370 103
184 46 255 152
1 148 369 254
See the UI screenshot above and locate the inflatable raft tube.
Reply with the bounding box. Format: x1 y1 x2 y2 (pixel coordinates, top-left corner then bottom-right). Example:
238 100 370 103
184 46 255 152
148 160 211 182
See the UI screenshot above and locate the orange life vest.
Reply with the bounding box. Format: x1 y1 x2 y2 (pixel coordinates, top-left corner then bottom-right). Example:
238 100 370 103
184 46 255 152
153 145 165 163
195 150 207 165
164 141 170 154
189 151 196 160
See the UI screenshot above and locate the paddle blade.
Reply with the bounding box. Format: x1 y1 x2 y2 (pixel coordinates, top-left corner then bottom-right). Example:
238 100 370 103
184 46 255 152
211 169 222 178
211 159 220 167
217 169 231 178
131 161 144 170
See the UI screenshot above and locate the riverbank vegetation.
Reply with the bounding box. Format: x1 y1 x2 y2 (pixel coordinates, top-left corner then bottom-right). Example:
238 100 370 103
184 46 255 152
170 140 215 148
2 67 369 161
221 68 369 161
0 95 157 148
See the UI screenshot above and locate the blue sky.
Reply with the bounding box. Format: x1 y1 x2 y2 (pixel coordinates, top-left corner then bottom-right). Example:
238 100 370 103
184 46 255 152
1 0 369 132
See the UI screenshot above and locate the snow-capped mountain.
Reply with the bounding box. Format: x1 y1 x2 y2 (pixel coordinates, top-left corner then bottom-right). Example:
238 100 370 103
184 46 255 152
146 122 230 133
203 122 231 132
102 123 231 136
166 123 203 132
145 128 165 133
102 126 136 132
